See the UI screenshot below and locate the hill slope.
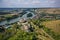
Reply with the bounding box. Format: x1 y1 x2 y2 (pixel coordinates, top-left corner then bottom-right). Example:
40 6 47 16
42 20 60 34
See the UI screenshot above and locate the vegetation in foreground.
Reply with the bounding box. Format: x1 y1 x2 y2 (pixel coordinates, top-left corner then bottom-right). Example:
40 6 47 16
0 19 60 40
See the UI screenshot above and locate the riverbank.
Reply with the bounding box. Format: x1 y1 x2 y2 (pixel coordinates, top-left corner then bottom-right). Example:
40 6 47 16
0 11 35 29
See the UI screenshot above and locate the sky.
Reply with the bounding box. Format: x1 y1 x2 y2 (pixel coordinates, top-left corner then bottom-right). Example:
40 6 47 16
0 0 60 8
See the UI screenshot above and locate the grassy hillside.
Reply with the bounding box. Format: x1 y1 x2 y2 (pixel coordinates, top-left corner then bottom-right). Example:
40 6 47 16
42 20 60 34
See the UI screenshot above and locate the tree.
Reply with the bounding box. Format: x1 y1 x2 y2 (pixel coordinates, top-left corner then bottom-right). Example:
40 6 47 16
27 13 33 17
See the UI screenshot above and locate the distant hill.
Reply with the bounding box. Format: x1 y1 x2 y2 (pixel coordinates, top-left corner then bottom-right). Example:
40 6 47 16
0 8 60 15
35 8 60 14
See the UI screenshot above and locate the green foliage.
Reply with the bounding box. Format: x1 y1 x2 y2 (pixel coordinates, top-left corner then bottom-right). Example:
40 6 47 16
30 19 60 40
27 13 33 17
20 11 27 17
0 18 60 40
0 18 5 22
43 27 60 40
0 34 3 40
4 14 18 20
8 30 37 40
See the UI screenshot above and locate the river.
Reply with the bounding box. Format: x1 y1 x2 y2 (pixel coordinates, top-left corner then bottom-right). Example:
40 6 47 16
0 11 35 28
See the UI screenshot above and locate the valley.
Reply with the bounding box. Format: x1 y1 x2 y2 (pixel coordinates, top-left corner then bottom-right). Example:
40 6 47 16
0 8 60 40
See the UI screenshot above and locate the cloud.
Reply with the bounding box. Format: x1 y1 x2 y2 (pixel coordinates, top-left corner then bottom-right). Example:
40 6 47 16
45 0 55 3
32 0 40 4
0 0 57 8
